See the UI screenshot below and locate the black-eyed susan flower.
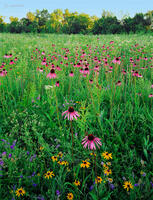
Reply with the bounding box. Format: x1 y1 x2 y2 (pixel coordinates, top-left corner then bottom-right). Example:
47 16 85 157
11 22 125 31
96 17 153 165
104 168 112 176
44 171 55 179
90 152 96 157
103 163 109 169
63 161 69 166
102 152 112 160
51 156 58 162
67 193 74 200
15 187 25 197
58 152 63 157
95 176 102 184
74 180 81 186
123 181 133 191
58 160 63 165
80 160 90 168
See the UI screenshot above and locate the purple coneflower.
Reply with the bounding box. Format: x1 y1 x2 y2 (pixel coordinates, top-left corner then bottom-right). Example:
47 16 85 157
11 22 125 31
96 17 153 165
82 134 102 150
62 107 80 121
47 69 56 79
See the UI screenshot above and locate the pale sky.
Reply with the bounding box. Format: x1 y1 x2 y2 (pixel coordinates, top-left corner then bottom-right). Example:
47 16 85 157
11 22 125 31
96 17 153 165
0 0 152 22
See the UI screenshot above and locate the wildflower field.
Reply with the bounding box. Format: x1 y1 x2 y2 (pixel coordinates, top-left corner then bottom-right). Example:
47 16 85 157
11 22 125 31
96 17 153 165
0 33 152 200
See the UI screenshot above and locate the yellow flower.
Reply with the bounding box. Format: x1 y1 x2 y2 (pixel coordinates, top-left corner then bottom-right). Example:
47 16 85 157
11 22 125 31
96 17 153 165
90 152 96 157
15 187 26 197
104 168 112 176
74 180 81 186
103 164 109 169
58 152 63 157
37 173 40 176
44 171 55 179
95 176 102 184
107 178 113 183
107 162 111 166
51 156 58 162
80 107 86 110
40 146 44 150
123 181 133 191
102 152 112 160
80 160 90 168
67 193 74 200
63 161 69 166
58 160 63 165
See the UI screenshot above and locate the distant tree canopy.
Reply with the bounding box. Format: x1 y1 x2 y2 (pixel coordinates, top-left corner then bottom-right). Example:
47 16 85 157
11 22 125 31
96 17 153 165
0 9 152 34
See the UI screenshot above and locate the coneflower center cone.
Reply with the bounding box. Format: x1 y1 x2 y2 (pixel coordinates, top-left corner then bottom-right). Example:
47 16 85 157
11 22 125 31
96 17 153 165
68 107 74 113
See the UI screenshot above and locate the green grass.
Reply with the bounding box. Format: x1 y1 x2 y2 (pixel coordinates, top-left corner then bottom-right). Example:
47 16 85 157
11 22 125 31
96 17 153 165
0 33 153 200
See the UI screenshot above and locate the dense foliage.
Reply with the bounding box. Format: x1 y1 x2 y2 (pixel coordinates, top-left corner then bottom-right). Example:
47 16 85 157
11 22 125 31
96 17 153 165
0 9 153 34
0 33 153 199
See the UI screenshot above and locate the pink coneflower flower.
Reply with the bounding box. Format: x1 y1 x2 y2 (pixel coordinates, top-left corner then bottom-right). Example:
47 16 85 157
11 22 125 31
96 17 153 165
94 66 99 71
83 67 90 75
116 81 122 86
39 67 43 72
14 57 18 61
89 79 93 84
4 54 10 58
41 61 46 65
47 69 56 79
62 107 80 121
151 85 153 88
56 65 62 71
64 55 68 60
149 94 153 98
0 69 7 77
112 57 121 64
82 134 102 150
10 60 14 65
69 71 74 77
56 81 59 87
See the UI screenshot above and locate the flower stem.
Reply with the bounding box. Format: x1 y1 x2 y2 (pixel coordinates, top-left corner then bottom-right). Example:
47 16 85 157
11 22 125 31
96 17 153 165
70 120 74 169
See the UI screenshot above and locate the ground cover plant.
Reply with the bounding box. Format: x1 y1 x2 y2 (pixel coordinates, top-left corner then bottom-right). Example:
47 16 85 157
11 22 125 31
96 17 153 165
0 33 153 200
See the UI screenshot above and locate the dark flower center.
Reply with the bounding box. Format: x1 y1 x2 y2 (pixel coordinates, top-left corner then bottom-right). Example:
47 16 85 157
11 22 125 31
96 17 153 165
68 107 74 113
56 81 59 83
50 69 55 73
88 134 94 141
116 57 119 61
19 190 22 193
85 67 89 71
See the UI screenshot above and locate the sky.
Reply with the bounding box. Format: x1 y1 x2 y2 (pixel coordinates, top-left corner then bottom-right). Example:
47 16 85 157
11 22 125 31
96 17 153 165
0 0 152 22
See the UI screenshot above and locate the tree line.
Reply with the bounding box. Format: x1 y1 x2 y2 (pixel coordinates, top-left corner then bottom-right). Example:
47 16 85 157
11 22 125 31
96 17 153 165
0 9 153 34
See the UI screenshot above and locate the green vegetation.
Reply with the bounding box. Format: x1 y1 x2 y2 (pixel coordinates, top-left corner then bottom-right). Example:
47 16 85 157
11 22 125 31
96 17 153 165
0 33 153 200
0 9 153 34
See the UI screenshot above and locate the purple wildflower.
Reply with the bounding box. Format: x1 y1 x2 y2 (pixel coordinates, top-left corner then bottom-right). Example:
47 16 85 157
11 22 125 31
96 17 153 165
56 190 60 196
109 183 115 190
0 159 4 166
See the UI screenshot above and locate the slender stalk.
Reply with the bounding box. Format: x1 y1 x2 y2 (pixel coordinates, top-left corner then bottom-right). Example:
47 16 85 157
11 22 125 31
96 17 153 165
70 120 74 169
